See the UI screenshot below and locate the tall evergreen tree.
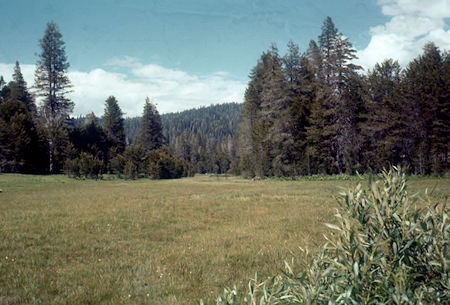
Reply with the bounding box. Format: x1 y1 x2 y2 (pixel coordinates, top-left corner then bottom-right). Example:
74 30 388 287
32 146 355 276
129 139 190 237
364 59 403 171
34 21 73 173
307 16 362 174
318 16 338 86
136 97 164 151
10 61 36 117
437 49 450 173
338 72 367 173
284 42 315 174
402 43 450 174
102 96 126 158
0 76 5 91
0 100 41 173
238 67 265 176
306 40 322 77
239 45 286 176
0 76 10 104
260 44 290 176
306 87 335 174
69 113 109 161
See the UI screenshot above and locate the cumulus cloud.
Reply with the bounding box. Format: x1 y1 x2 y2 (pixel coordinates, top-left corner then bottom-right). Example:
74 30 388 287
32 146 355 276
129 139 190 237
356 0 450 70
0 59 246 117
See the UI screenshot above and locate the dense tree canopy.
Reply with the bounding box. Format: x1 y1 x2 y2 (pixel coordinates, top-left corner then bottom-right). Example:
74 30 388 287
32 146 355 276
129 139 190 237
0 100 40 173
1 17 448 177
237 17 449 176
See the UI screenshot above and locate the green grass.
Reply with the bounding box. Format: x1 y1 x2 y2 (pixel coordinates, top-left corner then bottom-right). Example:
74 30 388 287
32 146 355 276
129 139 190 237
0 174 448 304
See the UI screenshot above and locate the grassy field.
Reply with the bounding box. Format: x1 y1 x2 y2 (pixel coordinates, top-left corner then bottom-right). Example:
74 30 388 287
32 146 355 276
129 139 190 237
0 174 448 304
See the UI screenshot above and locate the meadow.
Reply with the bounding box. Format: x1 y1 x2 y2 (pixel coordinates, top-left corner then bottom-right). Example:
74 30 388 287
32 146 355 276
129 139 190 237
0 174 448 304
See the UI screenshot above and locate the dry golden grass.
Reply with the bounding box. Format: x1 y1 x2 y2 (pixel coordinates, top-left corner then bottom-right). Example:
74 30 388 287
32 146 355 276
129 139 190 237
0 174 448 304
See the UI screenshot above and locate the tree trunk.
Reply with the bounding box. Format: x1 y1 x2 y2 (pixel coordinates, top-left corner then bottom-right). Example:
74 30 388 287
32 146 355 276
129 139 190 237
48 138 54 173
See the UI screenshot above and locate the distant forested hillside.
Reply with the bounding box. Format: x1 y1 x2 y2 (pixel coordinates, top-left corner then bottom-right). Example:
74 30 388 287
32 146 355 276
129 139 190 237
124 103 242 173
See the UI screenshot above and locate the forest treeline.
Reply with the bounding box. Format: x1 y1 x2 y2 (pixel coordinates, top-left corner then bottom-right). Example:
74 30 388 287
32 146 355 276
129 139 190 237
238 17 449 176
0 18 449 177
0 22 190 179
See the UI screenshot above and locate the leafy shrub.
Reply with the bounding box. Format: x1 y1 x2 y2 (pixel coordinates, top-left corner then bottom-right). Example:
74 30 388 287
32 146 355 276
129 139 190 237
109 145 145 178
207 167 449 304
64 152 104 179
108 145 191 179
123 145 146 174
123 160 138 180
145 147 189 179
109 154 126 177
64 158 80 178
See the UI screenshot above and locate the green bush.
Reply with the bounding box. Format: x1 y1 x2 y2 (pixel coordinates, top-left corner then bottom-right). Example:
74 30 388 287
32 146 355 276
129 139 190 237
145 147 189 179
108 145 191 179
109 145 145 178
123 160 138 180
109 154 126 177
64 152 104 179
123 145 146 174
207 167 449 304
64 158 80 178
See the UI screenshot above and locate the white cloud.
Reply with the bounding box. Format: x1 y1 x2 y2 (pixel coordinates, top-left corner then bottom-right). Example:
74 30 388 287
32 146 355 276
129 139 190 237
379 0 450 19
105 56 141 68
356 0 450 70
0 59 246 117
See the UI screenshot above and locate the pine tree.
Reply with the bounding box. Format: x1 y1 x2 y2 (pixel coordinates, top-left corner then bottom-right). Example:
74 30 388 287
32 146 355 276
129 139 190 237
402 43 450 174
0 76 11 104
284 42 315 174
260 44 290 176
0 76 5 90
318 16 338 86
102 96 126 158
364 59 403 171
306 40 322 77
238 45 286 176
34 21 73 173
69 113 109 161
307 16 362 174
10 61 36 117
238 72 264 176
306 87 335 174
338 72 367 173
136 97 164 151
436 50 450 173
0 100 40 173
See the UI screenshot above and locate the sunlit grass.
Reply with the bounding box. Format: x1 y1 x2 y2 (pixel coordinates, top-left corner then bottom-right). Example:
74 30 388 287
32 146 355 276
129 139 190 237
0 174 448 304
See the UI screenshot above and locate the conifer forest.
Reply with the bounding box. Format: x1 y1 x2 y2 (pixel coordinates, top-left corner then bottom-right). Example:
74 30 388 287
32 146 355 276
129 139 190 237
0 18 449 178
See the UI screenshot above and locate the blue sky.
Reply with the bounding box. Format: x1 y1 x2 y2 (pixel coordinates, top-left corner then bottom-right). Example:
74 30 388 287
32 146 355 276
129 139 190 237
0 0 449 116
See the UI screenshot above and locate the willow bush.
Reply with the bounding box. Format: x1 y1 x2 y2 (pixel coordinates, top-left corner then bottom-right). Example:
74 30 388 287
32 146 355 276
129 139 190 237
206 167 449 304
64 152 104 179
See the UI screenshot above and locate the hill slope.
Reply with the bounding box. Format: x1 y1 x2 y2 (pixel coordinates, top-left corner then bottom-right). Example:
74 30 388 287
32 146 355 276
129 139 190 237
124 103 242 173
